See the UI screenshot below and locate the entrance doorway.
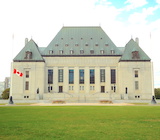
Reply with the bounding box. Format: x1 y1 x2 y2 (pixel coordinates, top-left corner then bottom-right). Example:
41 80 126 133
101 86 105 93
59 86 63 93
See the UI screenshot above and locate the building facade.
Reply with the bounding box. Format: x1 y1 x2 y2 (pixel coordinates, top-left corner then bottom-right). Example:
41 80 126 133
0 82 5 96
11 26 153 101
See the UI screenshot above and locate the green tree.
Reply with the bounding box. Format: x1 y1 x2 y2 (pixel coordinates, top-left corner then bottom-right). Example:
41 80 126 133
155 88 160 99
2 88 10 99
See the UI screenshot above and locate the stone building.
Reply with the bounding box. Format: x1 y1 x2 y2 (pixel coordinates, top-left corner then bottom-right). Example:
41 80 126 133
10 26 153 101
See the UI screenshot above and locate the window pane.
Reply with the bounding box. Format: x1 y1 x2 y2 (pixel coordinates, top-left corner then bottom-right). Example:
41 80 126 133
135 81 139 90
90 69 95 84
79 69 84 84
25 81 29 90
100 69 105 82
59 86 63 93
135 70 138 78
111 69 116 84
48 69 53 84
69 69 74 84
101 86 105 93
58 69 63 82
26 71 29 78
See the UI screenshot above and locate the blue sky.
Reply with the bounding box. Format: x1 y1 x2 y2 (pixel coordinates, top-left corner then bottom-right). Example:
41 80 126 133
0 0 159 87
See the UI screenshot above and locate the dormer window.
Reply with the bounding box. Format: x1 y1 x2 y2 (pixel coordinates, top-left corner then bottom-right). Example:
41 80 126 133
90 50 94 54
95 43 98 46
105 44 109 47
75 43 79 47
100 50 104 54
70 50 74 54
25 51 32 59
85 43 88 46
59 50 63 54
111 50 115 54
80 50 84 54
49 50 53 54
65 44 69 47
132 51 140 59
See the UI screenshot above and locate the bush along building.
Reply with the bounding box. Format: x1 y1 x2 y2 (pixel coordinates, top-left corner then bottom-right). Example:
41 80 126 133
10 26 153 102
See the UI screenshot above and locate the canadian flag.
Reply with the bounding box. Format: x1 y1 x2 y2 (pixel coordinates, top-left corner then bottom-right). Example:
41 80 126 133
13 69 23 77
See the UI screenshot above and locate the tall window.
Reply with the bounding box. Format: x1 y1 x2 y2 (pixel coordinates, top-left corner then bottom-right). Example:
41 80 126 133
58 69 63 82
69 69 74 84
90 69 95 84
79 69 84 84
111 69 116 84
48 69 53 84
135 70 138 78
26 71 29 78
135 81 139 90
25 81 29 90
100 69 105 82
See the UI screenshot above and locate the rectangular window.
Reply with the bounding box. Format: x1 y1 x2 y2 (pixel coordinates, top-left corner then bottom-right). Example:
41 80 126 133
48 69 53 84
111 69 116 84
80 86 84 90
135 81 139 90
69 86 74 90
25 81 29 90
90 69 95 84
101 86 105 93
100 69 105 82
59 86 63 93
26 71 29 78
79 69 84 84
135 70 138 78
58 69 63 82
90 86 95 90
69 70 74 84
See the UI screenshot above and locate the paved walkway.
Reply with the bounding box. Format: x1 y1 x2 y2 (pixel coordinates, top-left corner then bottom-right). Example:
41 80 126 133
1 102 159 106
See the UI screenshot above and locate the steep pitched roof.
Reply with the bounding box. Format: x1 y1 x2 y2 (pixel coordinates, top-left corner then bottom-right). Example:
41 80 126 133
43 26 122 56
13 39 44 62
120 39 151 61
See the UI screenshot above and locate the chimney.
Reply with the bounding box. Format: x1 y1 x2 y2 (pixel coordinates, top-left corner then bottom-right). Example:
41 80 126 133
135 37 139 45
25 38 28 45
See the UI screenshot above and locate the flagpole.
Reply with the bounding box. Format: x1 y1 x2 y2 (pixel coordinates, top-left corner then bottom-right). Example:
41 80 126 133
9 34 14 104
150 32 156 104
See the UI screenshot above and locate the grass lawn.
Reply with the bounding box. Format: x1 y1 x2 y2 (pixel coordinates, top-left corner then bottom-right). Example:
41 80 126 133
0 106 160 140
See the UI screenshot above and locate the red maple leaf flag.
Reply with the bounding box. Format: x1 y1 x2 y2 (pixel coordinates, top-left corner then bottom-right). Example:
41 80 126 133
13 69 23 77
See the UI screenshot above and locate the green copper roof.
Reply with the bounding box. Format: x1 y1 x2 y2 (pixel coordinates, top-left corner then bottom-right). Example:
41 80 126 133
120 39 151 61
13 39 44 62
43 26 122 56
13 27 151 63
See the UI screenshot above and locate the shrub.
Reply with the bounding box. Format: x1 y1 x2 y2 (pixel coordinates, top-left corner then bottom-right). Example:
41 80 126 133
52 100 65 104
2 88 10 99
99 100 113 104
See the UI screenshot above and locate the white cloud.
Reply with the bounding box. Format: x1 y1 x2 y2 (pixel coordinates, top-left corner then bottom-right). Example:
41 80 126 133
156 0 160 4
124 0 148 11
128 5 160 24
95 0 112 6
